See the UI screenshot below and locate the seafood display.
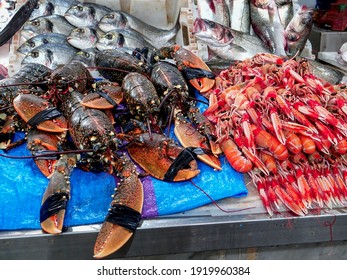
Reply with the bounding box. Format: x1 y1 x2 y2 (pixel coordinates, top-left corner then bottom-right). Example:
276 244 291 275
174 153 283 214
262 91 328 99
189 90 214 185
1 0 347 260
194 0 314 60
1 48 214 258
203 53 347 216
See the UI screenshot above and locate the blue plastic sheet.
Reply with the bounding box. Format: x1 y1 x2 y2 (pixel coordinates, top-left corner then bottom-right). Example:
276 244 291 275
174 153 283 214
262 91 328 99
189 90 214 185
0 134 247 230
0 94 248 231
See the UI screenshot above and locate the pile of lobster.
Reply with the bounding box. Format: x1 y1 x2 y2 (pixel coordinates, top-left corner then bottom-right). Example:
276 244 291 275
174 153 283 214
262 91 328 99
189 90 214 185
0 46 218 258
204 53 347 216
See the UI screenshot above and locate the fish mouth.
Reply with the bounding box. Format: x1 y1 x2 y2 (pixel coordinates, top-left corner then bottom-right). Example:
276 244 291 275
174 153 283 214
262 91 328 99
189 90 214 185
192 18 206 34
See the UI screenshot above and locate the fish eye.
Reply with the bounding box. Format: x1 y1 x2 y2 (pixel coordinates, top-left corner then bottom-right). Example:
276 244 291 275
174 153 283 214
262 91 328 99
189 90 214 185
106 14 114 19
84 53 90 58
77 5 83 11
105 33 113 40
42 39 49 44
31 51 39 58
32 20 40 26
78 28 85 33
35 4 40 9
28 41 36 48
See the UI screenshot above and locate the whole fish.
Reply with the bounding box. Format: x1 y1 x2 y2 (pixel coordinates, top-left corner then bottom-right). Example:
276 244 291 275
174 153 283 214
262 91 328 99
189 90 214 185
285 5 313 57
67 26 104 49
225 0 250 33
64 2 112 27
21 43 77 69
98 11 180 48
21 14 75 39
74 48 99 67
197 0 230 27
29 0 80 19
96 29 156 52
17 33 68 54
250 0 287 56
275 0 293 28
193 18 269 59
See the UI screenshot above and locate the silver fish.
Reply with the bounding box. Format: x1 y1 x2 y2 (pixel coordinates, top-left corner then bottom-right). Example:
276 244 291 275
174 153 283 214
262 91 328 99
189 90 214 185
193 18 234 46
225 0 250 33
307 59 345 85
29 0 80 19
21 43 77 69
285 5 313 57
197 0 230 27
21 14 75 39
96 29 156 51
67 26 104 49
193 18 269 59
206 44 253 60
98 11 180 48
17 32 68 54
275 0 293 28
74 48 99 67
250 0 287 56
64 2 112 27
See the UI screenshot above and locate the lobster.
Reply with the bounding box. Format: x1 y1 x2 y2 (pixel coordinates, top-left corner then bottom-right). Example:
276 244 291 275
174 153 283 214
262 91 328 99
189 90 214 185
1 60 202 259
94 49 221 170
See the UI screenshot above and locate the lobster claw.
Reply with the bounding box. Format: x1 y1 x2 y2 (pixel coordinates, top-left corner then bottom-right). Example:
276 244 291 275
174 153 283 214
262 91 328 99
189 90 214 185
81 81 124 109
126 132 200 182
13 94 68 133
27 128 65 177
94 153 143 259
40 154 76 234
173 47 215 93
174 114 221 170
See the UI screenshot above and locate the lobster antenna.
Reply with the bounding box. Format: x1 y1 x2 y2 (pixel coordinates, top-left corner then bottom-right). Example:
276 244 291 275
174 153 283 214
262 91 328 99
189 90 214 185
189 180 256 213
0 148 95 160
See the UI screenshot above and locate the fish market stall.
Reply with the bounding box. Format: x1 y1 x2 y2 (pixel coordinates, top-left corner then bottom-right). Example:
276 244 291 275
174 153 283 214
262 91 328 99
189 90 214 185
1 0 347 260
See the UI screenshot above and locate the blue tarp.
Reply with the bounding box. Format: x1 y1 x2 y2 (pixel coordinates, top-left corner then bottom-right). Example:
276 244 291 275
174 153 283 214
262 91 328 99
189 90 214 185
0 94 248 231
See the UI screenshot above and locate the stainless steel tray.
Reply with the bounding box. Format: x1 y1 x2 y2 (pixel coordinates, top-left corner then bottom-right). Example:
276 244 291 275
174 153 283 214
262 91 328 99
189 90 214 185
1 183 346 260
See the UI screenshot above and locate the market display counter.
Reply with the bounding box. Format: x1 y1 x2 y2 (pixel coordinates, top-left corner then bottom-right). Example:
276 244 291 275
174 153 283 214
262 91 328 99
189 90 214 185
1 183 346 260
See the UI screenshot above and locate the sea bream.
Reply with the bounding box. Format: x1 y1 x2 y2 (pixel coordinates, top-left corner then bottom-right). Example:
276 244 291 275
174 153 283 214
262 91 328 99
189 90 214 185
21 14 75 39
29 0 80 19
98 11 180 48
250 0 287 56
96 29 156 52
285 5 313 57
197 0 230 27
64 2 112 27
225 0 250 33
193 17 269 60
67 26 104 49
21 43 77 69
17 33 68 54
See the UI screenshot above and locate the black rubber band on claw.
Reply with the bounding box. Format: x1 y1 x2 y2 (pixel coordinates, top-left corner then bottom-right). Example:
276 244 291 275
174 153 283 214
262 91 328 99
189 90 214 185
40 192 69 223
163 147 206 182
182 68 215 80
28 107 62 127
96 91 119 107
106 204 142 232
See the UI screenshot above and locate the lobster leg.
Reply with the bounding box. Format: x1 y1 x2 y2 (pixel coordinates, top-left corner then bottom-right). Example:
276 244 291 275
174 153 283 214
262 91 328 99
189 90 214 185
94 153 143 259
